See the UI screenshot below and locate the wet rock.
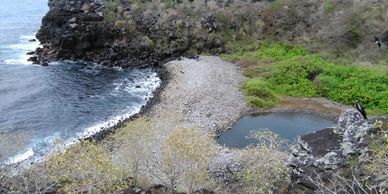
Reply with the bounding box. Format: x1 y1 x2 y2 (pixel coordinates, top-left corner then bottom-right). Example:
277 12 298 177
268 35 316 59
28 39 36 42
28 56 38 63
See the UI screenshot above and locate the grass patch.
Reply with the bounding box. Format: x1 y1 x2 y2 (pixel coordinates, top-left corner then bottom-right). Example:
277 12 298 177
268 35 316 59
224 42 388 114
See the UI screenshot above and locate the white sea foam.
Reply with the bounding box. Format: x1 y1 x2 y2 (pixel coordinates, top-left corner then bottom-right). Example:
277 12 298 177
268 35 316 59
2 69 161 167
4 148 34 165
2 35 40 65
76 70 160 140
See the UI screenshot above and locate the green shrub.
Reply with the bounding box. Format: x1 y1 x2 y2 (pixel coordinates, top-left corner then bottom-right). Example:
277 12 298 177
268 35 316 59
0 141 125 193
160 0 176 9
269 0 287 11
323 2 335 12
115 20 127 29
223 42 308 63
103 0 120 21
225 43 388 113
254 43 309 62
267 56 323 97
316 65 388 113
241 78 279 108
46 141 123 193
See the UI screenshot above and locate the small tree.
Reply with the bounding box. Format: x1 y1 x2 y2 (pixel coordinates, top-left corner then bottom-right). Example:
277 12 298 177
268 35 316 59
45 141 122 193
0 140 123 193
238 129 289 194
159 128 217 193
112 118 154 187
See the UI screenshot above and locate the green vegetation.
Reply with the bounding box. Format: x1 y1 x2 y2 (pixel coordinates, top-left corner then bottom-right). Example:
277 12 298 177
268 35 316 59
323 2 335 12
241 78 279 107
268 0 286 11
224 42 388 114
0 118 218 193
46 142 123 193
160 0 177 9
0 141 127 193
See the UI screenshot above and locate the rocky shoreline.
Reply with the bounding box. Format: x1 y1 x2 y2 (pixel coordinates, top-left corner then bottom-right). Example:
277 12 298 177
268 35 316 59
288 109 387 193
104 56 249 192
17 0 387 192
30 0 225 67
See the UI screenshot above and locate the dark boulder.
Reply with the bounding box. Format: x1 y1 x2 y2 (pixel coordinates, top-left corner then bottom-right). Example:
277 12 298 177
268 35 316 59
287 109 377 193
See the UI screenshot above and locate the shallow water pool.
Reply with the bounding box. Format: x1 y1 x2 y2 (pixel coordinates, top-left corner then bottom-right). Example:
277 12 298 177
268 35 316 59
217 112 336 148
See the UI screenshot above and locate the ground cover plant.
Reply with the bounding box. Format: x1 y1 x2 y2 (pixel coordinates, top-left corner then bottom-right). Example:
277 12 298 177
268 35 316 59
224 42 388 114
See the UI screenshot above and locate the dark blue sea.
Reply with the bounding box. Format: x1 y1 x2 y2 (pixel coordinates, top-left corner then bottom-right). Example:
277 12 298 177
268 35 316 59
0 0 160 164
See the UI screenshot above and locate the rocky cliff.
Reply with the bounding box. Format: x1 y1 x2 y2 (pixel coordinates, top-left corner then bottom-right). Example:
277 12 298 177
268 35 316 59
33 0 388 67
33 0 229 67
288 109 387 193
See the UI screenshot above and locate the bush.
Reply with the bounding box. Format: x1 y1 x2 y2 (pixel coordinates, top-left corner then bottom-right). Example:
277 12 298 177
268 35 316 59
316 65 388 113
0 141 124 193
159 128 217 193
45 141 123 193
267 56 323 97
323 2 335 12
224 43 388 113
365 121 388 187
241 78 279 108
112 118 153 188
239 129 289 193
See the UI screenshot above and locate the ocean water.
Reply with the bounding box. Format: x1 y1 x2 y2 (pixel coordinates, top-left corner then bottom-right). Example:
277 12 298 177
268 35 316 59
0 0 160 164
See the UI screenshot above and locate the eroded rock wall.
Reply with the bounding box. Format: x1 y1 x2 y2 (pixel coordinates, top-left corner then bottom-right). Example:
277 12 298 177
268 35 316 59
34 0 230 67
288 109 387 193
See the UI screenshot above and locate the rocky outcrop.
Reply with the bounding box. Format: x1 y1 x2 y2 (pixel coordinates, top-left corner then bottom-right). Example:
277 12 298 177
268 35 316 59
287 109 384 193
33 0 226 67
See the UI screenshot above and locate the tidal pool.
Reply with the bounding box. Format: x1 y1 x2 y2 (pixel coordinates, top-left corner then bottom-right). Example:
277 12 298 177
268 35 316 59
217 112 336 148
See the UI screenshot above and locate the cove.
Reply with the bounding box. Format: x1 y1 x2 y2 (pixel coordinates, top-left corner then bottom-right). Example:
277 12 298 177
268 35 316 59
217 112 336 148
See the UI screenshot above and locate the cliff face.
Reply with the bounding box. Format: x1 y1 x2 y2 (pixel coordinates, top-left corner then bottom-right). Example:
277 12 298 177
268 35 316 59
34 0 388 67
36 0 120 65
34 0 228 67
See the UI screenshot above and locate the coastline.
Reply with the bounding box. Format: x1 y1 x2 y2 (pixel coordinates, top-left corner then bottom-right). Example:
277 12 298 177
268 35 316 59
84 65 170 141
6 55 351 168
102 56 249 189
